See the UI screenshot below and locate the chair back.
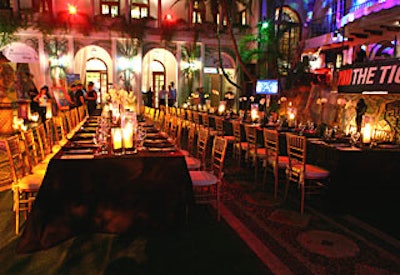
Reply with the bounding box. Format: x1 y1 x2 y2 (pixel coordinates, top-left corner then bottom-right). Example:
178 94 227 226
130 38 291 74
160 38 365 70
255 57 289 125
174 118 184 148
186 109 192 123
186 122 197 156
35 123 52 158
264 129 280 160
286 133 307 182
20 129 41 170
214 116 224 136
53 116 67 143
63 110 73 133
77 105 87 121
231 120 242 143
169 115 178 140
202 113 210 128
244 124 259 151
0 139 13 190
196 126 209 168
45 118 55 149
211 137 228 179
178 108 186 121
163 112 171 134
3 135 27 183
71 108 79 128
192 111 201 128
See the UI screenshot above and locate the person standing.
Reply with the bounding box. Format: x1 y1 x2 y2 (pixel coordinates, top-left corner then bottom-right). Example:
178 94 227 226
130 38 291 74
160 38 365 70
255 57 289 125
28 87 39 114
355 98 367 132
34 85 49 123
85 81 98 115
146 86 153 107
168 81 177 107
159 85 167 106
74 82 85 108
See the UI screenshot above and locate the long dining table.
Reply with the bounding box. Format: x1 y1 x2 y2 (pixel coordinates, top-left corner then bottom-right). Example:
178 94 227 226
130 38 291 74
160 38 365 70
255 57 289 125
16 116 194 254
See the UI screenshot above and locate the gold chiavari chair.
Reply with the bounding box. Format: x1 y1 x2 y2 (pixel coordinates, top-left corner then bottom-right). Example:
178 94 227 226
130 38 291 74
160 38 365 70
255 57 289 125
1 135 44 234
201 112 218 137
245 124 267 183
189 137 228 221
263 129 289 198
285 133 330 214
185 126 209 171
232 120 249 165
214 116 235 144
35 123 55 162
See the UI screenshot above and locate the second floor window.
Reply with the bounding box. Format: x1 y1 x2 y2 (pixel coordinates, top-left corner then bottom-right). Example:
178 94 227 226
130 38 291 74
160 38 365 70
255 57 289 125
131 0 149 19
216 13 227 27
101 0 119 17
192 0 205 24
239 10 246 26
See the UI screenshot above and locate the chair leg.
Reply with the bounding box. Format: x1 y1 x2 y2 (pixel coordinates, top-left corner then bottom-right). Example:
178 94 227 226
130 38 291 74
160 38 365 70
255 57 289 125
274 167 279 199
254 156 258 183
216 184 220 221
300 183 305 214
284 177 290 202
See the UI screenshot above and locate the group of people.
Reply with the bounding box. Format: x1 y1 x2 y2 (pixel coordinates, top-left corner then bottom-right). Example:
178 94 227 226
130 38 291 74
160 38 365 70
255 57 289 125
143 81 177 107
67 81 98 115
158 81 177 107
29 81 98 123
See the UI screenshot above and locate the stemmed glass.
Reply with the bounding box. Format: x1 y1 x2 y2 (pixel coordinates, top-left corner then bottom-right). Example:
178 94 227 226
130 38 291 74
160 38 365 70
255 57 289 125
94 127 108 155
136 126 147 151
350 131 361 147
298 122 306 135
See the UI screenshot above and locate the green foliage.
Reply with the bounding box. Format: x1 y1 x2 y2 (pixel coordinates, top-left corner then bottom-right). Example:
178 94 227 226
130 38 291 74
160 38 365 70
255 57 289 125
44 37 68 59
117 38 140 58
0 15 24 49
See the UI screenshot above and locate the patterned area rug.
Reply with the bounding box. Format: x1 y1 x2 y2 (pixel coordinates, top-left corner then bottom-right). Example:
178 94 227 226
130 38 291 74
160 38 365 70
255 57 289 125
220 163 400 274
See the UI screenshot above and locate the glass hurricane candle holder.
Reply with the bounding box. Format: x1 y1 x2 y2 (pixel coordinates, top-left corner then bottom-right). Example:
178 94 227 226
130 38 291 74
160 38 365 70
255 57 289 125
250 103 259 123
111 127 123 155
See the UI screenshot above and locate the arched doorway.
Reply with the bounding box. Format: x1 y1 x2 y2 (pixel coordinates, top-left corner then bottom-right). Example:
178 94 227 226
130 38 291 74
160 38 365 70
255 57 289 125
85 58 108 104
74 45 113 104
142 48 177 107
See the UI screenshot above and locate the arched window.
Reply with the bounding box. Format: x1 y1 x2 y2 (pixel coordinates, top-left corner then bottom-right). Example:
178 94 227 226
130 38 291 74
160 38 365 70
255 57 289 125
275 7 301 75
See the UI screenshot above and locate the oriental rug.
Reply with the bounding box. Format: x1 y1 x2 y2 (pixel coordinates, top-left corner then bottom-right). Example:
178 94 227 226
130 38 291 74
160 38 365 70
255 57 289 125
218 162 400 275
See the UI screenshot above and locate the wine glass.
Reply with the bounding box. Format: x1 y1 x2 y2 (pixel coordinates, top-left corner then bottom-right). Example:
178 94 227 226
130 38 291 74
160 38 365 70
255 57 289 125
298 122 306 135
136 126 147 151
350 132 361 147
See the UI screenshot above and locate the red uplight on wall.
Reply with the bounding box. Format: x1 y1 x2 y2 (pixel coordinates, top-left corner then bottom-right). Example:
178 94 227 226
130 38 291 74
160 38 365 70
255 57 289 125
68 4 77 15
164 13 174 22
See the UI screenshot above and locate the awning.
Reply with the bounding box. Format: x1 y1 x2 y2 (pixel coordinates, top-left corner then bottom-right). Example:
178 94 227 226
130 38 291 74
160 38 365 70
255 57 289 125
2 42 39 63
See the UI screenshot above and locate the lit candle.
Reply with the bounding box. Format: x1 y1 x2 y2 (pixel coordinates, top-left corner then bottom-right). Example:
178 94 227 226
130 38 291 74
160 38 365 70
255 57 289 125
251 103 259 122
362 123 371 143
112 128 123 150
122 125 134 149
288 112 296 127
